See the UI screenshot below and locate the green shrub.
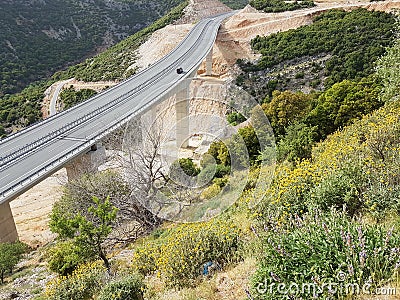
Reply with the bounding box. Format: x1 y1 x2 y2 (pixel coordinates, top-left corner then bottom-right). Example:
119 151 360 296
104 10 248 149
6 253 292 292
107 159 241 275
295 71 304 79
45 261 105 300
97 274 144 300
0 125 6 138
376 38 400 102
47 240 91 276
213 177 229 188
205 141 230 166
60 87 97 109
308 166 364 215
310 79 321 88
232 126 261 167
201 183 221 199
250 0 315 13
277 122 318 162
197 162 231 189
170 158 200 177
262 90 313 137
227 112 246 126
197 164 217 186
365 184 400 216
169 158 201 186
0 241 28 283
200 153 216 168
132 219 241 287
252 209 400 299
305 77 383 139
215 164 231 178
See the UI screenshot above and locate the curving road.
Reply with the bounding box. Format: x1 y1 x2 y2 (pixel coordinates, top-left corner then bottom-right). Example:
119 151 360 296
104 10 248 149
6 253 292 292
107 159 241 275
50 78 74 116
0 12 234 204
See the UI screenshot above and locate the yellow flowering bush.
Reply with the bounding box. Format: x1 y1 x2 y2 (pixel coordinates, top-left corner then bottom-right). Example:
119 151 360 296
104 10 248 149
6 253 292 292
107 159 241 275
46 240 90 276
45 261 106 300
313 101 400 214
132 218 241 287
200 183 221 199
258 100 400 220
257 159 322 223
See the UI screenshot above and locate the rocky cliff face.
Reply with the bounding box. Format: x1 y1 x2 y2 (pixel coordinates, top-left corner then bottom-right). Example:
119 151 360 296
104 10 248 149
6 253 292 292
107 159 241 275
178 0 233 24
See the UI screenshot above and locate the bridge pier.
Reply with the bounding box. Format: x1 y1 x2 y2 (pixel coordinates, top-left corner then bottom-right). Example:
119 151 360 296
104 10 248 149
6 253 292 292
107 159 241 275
176 80 190 148
125 117 143 148
65 142 106 181
0 202 18 242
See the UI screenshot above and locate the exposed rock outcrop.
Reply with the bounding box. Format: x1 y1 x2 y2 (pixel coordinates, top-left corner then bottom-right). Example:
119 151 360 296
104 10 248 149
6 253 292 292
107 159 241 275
177 0 232 24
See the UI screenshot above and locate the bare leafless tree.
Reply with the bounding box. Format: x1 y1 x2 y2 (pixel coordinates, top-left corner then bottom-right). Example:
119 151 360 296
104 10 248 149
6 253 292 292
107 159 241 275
119 111 203 224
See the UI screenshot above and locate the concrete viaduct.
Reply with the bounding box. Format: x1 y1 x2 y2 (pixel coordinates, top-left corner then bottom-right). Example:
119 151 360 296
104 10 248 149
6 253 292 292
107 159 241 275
0 12 234 242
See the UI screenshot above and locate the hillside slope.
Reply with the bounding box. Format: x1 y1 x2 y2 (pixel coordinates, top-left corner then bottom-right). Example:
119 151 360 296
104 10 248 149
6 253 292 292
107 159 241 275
8 0 399 249
2 1 400 299
0 0 247 97
0 0 185 96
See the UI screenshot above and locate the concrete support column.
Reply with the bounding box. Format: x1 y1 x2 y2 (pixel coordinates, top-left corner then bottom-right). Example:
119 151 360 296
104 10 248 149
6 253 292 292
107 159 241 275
66 142 106 181
126 117 143 147
0 201 18 242
176 82 190 148
205 47 213 76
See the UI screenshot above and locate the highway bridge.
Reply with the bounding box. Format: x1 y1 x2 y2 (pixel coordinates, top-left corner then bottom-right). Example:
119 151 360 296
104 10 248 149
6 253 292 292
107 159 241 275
0 12 234 242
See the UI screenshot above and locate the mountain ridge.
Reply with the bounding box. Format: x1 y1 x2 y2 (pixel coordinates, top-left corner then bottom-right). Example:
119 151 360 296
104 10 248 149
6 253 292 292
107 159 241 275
0 0 183 96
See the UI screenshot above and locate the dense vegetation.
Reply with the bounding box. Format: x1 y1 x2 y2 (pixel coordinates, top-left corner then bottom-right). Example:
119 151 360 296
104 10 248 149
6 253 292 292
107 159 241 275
0 83 45 134
238 9 395 98
60 87 97 110
0 0 184 96
40 82 400 298
250 96 400 298
0 1 189 136
232 9 396 165
250 0 315 13
2 4 400 300
253 209 400 299
264 75 383 157
222 0 250 9
44 261 145 300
